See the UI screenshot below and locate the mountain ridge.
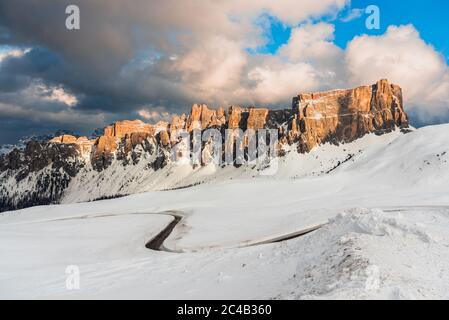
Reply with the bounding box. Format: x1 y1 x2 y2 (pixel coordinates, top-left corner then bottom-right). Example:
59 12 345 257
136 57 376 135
0 79 409 212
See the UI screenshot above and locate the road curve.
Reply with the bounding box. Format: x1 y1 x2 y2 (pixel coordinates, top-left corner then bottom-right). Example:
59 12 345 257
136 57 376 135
144 211 323 252
145 212 183 251
12 209 323 252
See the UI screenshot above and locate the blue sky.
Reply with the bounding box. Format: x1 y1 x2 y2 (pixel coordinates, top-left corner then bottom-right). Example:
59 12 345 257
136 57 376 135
258 0 449 62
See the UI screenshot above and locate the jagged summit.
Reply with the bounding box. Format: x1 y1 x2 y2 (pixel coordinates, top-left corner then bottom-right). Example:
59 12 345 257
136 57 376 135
0 80 409 211
47 78 408 160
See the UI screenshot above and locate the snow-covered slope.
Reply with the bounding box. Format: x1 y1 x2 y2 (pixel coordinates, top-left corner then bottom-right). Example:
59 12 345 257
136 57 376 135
61 129 406 203
1 124 449 299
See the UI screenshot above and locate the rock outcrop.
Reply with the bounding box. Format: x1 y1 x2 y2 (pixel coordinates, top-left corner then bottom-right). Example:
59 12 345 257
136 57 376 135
247 108 269 130
187 104 226 131
50 135 93 157
50 134 78 144
0 80 409 212
103 120 155 139
290 79 408 152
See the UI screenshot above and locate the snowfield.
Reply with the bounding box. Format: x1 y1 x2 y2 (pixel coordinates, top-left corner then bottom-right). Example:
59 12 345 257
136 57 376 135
1 124 449 299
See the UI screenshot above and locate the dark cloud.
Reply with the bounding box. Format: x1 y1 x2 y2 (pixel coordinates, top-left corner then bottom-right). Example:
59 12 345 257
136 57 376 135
0 0 351 144
0 47 60 92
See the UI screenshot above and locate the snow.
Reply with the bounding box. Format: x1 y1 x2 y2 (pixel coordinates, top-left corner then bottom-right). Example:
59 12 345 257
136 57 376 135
0 144 16 155
278 207 449 300
1 124 449 299
60 129 405 203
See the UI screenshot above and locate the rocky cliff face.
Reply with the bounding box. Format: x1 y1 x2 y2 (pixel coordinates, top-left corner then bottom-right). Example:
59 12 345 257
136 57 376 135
0 80 409 211
290 79 408 152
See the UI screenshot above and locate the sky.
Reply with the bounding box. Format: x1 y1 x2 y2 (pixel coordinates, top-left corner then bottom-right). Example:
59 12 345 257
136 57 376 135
0 0 448 144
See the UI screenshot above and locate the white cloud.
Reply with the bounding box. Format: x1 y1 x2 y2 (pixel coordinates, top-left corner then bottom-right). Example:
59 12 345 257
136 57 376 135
345 25 449 118
225 0 348 25
279 23 343 68
157 6 449 123
0 47 28 63
241 61 320 105
173 37 247 95
230 23 449 121
137 107 174 123
117 0 348 106
46 87 78 107
167 22 345 107
33 84 78 107
340 8 364 22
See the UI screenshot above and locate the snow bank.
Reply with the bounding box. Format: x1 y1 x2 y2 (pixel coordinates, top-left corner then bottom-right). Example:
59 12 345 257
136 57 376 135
279 207 449 300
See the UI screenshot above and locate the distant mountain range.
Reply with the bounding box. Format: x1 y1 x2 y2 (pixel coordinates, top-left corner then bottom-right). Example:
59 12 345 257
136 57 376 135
0 130 76 155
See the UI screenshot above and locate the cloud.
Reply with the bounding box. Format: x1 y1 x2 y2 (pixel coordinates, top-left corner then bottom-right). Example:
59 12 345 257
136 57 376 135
0 1 348 124
340 8 364 22
0 1 348 143
279 23 343 69
137 107 174 123
240 60 320 105
345 25 449 121
0 100 108 143
245 23 449 121
235 22 346 106
0 47 27 63
0 0 348 68
0 78 127 143
0 100 102 124
0 1 448 142
172 37 248 99
33 84 78 107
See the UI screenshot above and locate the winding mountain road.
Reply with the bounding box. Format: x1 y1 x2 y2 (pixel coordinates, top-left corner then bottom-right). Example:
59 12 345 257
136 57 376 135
145 212 183 251
21 210 323 252
144 211 323 252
